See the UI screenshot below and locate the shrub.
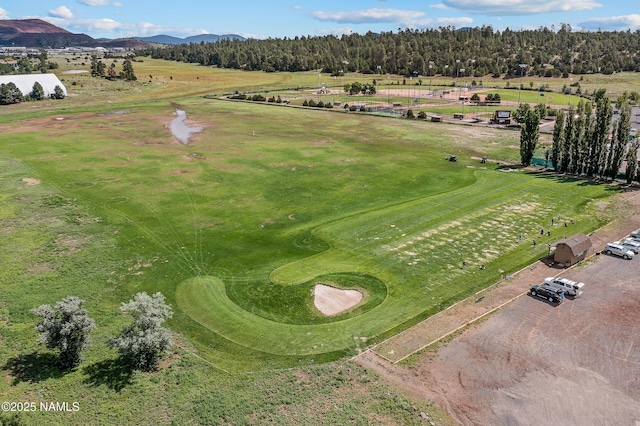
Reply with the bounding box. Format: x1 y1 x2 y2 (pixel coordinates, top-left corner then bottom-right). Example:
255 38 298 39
31 297 96 369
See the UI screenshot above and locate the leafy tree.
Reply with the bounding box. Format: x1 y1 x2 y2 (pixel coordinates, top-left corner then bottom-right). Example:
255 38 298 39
109 292 173 371
29 82 45 101
406 109 415 119
470 93 480 102
418 111 427 119
31 297 96 369
120 59 137 81
519 108 541 166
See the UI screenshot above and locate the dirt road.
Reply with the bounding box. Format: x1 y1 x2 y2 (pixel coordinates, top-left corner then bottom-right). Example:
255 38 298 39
356 188 640 425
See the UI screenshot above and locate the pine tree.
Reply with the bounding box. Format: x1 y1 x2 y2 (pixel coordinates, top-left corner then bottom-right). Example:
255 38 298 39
30 81 45 101
120 59 137 81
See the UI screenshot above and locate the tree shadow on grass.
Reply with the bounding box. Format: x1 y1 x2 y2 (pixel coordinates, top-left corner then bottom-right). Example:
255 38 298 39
82 357 135 392
2 352 70 385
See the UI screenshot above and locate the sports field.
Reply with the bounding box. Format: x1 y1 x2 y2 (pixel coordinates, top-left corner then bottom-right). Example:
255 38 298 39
0 70 615 372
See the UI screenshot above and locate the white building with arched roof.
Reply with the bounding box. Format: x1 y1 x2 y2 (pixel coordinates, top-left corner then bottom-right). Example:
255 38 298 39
0 74 67 98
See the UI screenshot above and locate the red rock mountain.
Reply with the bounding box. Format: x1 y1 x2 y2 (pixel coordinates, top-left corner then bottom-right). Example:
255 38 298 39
0 19 94 47
0 19 149 48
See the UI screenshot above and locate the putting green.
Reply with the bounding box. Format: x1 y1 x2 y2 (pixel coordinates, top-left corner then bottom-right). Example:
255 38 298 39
176 275 379 355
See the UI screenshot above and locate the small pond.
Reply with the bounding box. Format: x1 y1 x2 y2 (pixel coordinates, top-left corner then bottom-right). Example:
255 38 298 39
170 109 202 145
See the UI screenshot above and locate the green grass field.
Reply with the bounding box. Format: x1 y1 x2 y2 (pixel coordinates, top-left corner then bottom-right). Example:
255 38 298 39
0 58 625 424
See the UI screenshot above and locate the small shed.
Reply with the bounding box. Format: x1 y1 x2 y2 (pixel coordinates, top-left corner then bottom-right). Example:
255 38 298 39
551 234 592 266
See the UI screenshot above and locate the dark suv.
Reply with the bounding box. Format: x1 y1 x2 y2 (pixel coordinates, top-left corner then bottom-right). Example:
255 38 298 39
529 285 564 304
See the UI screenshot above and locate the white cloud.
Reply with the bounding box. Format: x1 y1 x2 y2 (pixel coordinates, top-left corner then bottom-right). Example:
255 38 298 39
0 7 9 19
579 14 640 30
310 8 426 25
78 0 122 6
49 6 74 19
436 17 474 26
429 4 449 9
442 0 601 15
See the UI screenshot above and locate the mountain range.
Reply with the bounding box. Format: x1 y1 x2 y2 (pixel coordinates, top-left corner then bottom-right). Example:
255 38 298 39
0 19 244 48
132 34 245 45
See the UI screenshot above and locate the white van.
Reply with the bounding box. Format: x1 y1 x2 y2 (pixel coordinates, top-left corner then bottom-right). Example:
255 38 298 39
543 277 585 297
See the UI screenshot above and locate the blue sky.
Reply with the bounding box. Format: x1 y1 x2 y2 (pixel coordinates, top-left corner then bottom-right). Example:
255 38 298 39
1 1 638 39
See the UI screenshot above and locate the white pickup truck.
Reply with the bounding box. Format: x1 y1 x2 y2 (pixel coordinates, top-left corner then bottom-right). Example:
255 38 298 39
543 277 585 297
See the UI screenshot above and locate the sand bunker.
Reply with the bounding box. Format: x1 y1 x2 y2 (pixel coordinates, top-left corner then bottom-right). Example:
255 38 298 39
314 284 363 316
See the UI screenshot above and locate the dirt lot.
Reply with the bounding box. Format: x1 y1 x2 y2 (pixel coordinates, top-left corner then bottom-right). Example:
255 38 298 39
356 189 640 425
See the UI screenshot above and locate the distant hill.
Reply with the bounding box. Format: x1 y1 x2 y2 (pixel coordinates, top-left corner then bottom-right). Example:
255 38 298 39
0 19 93 48
0 19 244 48
134 34 245 45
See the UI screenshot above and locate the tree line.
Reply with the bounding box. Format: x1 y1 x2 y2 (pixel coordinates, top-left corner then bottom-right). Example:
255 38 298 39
0 49 58 75
519 89 636 183
139 25 640 77
89 55 137 81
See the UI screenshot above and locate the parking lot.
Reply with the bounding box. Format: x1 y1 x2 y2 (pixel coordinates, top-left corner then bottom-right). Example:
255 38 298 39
418 251 640 425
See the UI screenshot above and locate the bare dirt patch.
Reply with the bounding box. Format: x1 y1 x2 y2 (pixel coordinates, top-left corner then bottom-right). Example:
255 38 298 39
314 284 363 316
21 178 41 186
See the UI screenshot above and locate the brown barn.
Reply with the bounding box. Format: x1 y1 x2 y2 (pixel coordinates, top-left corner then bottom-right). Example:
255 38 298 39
551 234 592 266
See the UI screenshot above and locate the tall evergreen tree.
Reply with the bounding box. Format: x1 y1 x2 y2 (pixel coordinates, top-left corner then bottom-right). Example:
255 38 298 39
519 108 541 166
559 106 575 173
90 55 106 77
608 104 632 180
51 85 65 99
626 140 638 184
120 59 137 81
551 110 565 171
591 90 613 177
29 81 45 101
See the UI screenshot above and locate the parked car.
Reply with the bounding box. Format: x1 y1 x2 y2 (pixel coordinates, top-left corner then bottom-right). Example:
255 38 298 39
543 277 584 297
603 243 634 259
616 239 640 254
629 230 640 240
529 285 564 304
